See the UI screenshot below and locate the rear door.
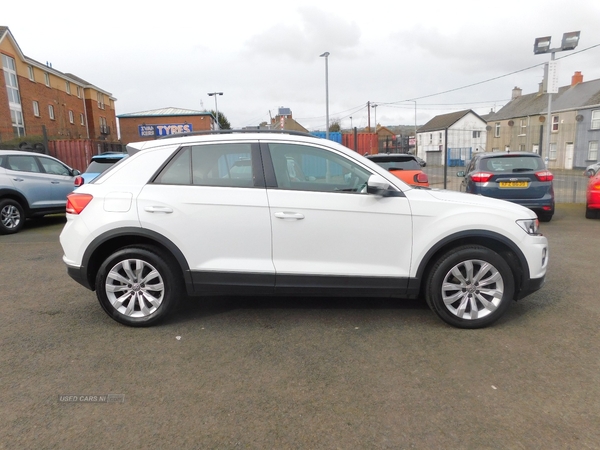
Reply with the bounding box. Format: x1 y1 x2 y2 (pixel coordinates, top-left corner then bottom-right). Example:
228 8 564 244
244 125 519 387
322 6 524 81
36 155 76 203
136 141 275 290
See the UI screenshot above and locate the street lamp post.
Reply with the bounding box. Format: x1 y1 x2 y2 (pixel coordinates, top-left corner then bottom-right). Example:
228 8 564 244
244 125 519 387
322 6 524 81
371 103 378 133
408 100 417 154
533 31 580 160
207 92 223 130
320 52 330 140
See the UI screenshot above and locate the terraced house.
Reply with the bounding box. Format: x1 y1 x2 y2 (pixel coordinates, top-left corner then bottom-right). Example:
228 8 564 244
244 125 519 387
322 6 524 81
0 26 117 148
487 72 600 170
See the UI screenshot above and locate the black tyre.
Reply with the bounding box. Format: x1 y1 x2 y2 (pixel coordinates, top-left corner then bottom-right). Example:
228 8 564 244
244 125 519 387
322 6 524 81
425 245 515 329
585 204 599 219
95 246 181 327
538 212 553 222
0 199 25 235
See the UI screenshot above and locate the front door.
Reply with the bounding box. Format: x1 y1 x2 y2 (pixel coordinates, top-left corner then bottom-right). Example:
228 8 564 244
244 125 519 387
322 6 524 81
263 141 413 285
564 142 574 170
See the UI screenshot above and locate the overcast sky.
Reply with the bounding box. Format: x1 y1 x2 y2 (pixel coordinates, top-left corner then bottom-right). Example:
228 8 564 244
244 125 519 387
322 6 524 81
4 0 600 131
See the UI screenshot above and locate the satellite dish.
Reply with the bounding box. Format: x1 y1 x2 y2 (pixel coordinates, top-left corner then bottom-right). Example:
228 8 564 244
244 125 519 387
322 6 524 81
486 125 492 131
539 116 546 122
508 120 514 126
576 114 584 122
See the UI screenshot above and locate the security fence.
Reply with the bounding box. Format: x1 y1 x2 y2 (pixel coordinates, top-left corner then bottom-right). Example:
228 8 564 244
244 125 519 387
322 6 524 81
423 164 589 204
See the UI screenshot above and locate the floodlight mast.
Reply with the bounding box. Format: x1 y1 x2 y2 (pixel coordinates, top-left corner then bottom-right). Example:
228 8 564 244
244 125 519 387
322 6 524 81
533 32 580 160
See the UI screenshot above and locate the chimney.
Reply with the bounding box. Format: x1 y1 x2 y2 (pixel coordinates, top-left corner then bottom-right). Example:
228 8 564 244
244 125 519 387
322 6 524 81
571 71 583 86
512 87 522 100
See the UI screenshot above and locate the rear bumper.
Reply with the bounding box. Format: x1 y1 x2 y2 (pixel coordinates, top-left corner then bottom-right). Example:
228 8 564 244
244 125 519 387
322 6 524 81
66 264 93 290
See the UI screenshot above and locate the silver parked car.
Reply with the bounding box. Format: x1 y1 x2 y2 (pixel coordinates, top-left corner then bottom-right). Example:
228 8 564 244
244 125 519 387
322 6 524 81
0 149 80 234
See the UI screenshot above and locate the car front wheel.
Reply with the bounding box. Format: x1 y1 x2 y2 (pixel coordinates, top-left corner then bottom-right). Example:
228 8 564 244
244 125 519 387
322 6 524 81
0 199 25 235
425 245 515 329
95 246 181 327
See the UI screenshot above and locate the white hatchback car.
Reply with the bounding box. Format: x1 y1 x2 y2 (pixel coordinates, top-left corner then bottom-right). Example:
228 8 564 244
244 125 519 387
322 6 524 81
60 131 548 328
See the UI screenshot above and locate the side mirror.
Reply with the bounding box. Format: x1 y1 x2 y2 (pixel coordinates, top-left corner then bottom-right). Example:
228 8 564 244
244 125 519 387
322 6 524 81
456 171 465 177
367 174 395 196
584 169 595 178
72 169 81 176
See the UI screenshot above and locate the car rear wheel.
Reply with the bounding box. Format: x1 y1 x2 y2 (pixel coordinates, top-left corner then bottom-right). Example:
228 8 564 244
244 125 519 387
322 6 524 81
0 199 25 235
425 245 515 329
585 204 600 219
95 246 181 327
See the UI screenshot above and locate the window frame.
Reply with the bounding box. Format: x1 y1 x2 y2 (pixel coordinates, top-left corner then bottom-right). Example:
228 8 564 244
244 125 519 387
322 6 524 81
48 104 55 120
588 141 598 161
27 65 35 81
44 72 50 87
552 115 559 132
33 101 40 117
591 110 600 130
69 110 74 124
494 123 500 138
549 142 557 160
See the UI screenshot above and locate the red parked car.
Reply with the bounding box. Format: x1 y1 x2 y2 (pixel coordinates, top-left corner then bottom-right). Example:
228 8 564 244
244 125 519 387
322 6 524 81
585 169 600 219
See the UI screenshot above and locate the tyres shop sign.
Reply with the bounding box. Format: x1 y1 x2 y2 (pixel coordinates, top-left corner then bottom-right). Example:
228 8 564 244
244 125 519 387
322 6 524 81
138 123 193 137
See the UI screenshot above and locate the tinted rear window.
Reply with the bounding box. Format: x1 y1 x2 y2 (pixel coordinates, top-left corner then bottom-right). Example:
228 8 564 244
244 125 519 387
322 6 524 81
481 156 545 172
369 157 420 170
85 160 120 174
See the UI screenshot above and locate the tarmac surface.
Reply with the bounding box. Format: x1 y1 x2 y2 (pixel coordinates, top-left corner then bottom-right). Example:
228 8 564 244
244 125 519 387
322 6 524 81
0 204 598 449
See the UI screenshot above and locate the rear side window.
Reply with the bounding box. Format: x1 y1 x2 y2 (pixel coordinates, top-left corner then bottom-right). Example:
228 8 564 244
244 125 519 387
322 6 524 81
7 155 40 173
154 143 254 187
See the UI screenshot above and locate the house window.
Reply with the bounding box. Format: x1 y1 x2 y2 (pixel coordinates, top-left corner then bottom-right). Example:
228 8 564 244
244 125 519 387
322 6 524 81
33 101 40 117
520 119 527 135
66 81 71 95
592 110 600 129
69 110 74 124
439 132 443 143
99 117 108 134
588 141 598 161
48 105 55 120
77 86 82 98
27 65 35 81
2 54 25 137
97 92 105 109
495 123 500 137
519 144 525 151
429 134 433 144
552 115 559 132
44 72 50 87
472 131 481 138
80 113 85 125
549 143 557 160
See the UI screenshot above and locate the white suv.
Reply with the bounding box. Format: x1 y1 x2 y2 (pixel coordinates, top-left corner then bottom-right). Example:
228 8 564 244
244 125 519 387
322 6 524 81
60 131 548 328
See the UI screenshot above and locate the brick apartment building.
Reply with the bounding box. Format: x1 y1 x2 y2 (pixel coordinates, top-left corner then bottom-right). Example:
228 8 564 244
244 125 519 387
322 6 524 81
0 26 117 146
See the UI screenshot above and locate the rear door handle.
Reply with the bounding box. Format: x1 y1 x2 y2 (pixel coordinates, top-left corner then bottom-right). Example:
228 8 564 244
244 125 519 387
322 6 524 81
274 212 305 220
144 206 173 214
51 181 60 184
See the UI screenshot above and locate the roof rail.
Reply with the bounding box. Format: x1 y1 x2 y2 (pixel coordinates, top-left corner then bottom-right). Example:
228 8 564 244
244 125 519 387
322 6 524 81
156 128 318 140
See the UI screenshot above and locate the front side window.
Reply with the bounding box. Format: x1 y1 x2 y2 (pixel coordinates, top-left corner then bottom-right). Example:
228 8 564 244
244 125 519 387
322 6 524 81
592 110 600 129
38 157 70 175
588 141 599 161
267 143 371 193
154 143 255 188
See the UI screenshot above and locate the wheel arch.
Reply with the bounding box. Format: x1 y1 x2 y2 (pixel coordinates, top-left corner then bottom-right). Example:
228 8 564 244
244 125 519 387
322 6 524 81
81 228 193 294
414 230 529 300
0 189 31 216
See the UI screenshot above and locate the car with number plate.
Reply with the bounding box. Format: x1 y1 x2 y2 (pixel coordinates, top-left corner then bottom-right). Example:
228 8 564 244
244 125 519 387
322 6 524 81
60 130 548 329
585 168 600 219
457 152 555 222
0 149 80 234
366 153 429 187
74 152 128 186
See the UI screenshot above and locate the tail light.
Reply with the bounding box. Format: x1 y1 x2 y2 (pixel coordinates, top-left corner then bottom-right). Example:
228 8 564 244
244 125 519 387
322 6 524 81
66 193 93 214
535 170 554 182
414 173 429 184
471 172 493 183
74 176 84 187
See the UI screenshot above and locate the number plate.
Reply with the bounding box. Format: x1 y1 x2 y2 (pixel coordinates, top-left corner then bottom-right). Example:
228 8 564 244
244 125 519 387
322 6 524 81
499 181 528 188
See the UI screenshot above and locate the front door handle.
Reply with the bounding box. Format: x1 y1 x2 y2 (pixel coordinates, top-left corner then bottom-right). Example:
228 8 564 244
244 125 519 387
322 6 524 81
144 206 173 214
274 212 305 220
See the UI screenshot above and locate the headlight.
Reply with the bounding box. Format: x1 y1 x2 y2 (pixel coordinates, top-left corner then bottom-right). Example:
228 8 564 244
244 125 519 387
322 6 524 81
516 218 540 235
